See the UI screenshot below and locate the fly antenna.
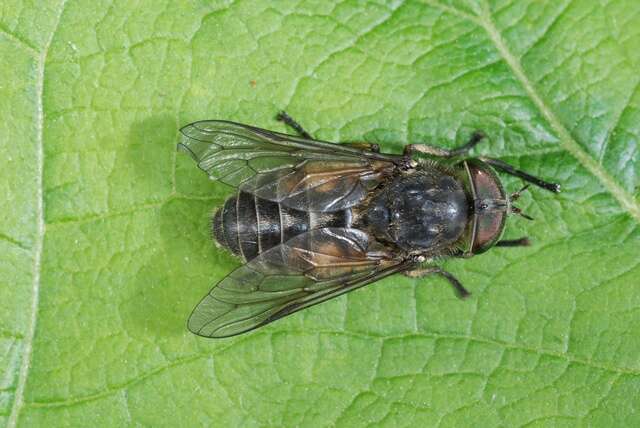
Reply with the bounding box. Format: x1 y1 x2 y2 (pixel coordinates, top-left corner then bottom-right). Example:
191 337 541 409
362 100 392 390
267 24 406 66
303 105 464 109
510 206 534 221
510 184 530 202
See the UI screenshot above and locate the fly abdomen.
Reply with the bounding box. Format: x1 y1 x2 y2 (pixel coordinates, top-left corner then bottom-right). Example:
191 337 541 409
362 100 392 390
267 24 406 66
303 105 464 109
212 192 351 261
212 192 261 260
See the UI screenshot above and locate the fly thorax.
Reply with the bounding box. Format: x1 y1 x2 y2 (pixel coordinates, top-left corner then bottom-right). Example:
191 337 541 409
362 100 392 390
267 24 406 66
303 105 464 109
366 171 469 251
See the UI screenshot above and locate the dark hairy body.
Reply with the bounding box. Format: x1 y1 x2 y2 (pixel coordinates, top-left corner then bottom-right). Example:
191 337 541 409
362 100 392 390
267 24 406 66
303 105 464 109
179 112 560 338
214 165 469 262
214 191 351 261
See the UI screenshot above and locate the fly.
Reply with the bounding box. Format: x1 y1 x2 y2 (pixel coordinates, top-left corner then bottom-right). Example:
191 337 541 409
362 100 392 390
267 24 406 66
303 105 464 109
178 111 560 338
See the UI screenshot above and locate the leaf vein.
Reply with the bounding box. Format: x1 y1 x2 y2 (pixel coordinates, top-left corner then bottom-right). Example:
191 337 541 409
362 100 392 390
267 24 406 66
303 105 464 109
0 23 38 55
598 77 640 163
0 233 31 252
512 0 573 58
478 13 640 222
25 329 640 411
7 3 67 427
422 0 640 222
283 0 406 117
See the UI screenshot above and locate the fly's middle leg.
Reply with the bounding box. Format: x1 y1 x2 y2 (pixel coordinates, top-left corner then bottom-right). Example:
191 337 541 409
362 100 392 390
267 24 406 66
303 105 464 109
495 237 531 247
404 131 485 158
404 266 470 299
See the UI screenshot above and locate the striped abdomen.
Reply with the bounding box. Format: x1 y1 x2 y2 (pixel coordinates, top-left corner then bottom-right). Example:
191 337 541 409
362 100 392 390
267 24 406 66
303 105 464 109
212 192 352 261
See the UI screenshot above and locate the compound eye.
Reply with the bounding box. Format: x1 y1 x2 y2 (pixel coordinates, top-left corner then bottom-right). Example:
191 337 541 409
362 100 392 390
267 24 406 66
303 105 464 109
474 209 506 252
466 160 507 253
471 164 505 202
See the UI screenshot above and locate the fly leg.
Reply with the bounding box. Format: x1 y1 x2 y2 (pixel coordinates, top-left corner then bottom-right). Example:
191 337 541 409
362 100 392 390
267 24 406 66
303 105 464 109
495 237 531 247
404 266 470 299
404 131 485 158
276 111 312 139
277 111 380 152
343 142 380 152
478 157 561 193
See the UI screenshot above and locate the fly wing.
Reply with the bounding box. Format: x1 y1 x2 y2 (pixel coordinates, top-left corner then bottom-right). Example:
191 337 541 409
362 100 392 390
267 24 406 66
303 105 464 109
188 227 410 338
178 120 398 211
240 160 388 212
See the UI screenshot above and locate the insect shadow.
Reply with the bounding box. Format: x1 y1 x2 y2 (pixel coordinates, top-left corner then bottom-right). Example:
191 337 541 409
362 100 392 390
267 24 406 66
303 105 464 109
121 115 237 338
123 198 238 338
123 114 175 200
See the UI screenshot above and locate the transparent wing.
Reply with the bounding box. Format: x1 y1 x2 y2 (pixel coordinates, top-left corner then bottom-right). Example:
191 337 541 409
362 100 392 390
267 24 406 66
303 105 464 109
188 228 410 338
178 120 398 211
241 160 388 211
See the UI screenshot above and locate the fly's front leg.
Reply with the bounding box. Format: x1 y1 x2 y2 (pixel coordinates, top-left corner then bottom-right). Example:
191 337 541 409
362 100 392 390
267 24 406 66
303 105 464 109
404 266 470 299
404 131 485 158
478 157 561 193
276 111 312 139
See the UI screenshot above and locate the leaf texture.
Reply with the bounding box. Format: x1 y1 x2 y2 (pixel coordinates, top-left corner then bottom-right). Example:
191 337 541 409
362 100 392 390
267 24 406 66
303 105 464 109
1 0 639 426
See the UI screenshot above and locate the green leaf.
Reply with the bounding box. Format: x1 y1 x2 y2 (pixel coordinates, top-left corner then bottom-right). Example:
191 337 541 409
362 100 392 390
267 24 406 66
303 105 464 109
2 0 640 426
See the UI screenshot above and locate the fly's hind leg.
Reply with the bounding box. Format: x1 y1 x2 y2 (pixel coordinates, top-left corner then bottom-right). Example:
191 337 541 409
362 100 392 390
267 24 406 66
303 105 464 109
276 111 312 139
404 266 470 299
404 131 485 158
277 110 380 152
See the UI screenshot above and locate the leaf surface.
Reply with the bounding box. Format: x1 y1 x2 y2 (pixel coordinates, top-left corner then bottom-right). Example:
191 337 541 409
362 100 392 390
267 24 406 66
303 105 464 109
1 0 639 426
